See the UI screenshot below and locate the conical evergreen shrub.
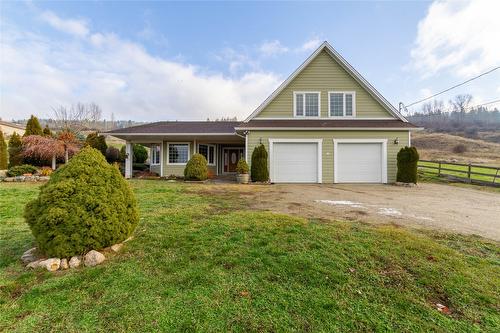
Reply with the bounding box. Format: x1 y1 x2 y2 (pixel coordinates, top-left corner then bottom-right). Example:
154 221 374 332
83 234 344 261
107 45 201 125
251 144 269 182
0 131 7 169
396 146 419 183
8 132 23 167
24 147 139 257
24 115 43 136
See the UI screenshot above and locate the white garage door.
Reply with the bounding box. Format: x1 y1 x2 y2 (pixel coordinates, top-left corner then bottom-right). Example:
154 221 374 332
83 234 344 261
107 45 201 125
272 142 319 183
336 143 384 183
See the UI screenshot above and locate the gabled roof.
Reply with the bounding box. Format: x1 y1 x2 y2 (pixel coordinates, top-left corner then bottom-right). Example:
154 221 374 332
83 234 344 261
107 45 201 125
106 121 241 135
244 41 407 122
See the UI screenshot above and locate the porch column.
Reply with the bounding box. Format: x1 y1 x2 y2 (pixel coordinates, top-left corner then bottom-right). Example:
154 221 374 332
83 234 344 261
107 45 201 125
125 141 133 179
160 141 164 177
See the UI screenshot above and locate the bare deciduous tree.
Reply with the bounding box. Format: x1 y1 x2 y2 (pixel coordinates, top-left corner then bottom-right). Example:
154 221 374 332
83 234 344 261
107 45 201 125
450 94 473 113
52 102 102 135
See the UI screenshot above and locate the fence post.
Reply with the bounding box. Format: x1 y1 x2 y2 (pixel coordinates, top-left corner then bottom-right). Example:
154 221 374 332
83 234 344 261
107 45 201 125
467 163 472 183
438 162 441 177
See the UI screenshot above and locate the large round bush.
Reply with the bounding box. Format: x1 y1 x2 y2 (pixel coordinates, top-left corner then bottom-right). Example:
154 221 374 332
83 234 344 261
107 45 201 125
184 153 208 180
24 147 139 257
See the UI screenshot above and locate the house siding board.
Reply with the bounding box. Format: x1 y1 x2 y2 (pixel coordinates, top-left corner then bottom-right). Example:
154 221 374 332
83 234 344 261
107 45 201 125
256 50 391 119
247 130 409 183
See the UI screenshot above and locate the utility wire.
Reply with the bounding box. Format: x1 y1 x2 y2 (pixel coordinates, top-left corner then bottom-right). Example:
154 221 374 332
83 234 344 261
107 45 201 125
411 98 500 115
405 66 500 108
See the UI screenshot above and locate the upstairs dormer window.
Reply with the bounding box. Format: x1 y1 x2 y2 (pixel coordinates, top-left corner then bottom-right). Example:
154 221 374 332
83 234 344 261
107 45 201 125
329 91 356 117
294 92 320 117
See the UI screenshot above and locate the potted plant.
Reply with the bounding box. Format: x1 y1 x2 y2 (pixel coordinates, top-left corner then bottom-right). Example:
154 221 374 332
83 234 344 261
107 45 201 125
235 158 250 184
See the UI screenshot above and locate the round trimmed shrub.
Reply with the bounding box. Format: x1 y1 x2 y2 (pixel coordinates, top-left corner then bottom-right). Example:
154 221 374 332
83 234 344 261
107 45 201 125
251 144 269 182
184 153 208 181
396 146 419 183
236 158 249 174
105 146 121 163
7 164 37 176
24 147 139 257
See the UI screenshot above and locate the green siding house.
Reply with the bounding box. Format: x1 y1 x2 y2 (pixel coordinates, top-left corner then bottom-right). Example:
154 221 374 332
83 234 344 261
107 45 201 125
108 41 420 183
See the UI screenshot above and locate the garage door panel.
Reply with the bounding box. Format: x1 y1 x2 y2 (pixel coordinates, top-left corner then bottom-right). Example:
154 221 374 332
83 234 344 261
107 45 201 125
272 142 318 183
336 143 383 183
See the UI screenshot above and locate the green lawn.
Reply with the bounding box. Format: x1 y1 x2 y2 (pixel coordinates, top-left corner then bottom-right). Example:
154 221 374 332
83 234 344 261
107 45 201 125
1 181 499 332
419 160 500 184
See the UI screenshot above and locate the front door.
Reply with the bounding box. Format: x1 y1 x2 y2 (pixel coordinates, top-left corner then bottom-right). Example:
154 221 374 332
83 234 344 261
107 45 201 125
224 148 242 172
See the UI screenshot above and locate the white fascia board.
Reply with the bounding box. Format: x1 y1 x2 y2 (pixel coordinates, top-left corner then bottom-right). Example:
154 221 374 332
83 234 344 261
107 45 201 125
234 127 423 131
108 132 239 136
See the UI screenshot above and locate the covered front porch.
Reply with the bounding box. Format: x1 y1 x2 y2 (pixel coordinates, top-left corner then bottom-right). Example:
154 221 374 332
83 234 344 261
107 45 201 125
121 134 245 179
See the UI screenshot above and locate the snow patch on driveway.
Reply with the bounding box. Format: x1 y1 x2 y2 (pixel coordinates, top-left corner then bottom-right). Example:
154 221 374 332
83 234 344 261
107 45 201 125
315 200 365 209
378 207 402 216
315 199 434 221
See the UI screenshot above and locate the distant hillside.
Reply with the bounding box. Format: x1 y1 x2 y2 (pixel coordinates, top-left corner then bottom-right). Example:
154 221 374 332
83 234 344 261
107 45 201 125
412 131 500 167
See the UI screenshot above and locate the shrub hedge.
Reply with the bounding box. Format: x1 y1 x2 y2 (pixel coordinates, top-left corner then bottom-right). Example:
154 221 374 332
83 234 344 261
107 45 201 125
184 153 208 181
396 146 419 183
251 144 269 182
24 147 139 257
119 144 148 163
7 164 38 177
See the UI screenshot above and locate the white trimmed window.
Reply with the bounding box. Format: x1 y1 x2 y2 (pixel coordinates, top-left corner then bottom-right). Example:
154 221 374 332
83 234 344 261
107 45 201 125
329 91 355 117
198 144 215 165
168 143 190 164
151 144 161 165
294 92 320 117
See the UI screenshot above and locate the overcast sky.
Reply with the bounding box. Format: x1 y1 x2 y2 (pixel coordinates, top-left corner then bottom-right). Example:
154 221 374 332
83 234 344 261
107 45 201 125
1 0 499 121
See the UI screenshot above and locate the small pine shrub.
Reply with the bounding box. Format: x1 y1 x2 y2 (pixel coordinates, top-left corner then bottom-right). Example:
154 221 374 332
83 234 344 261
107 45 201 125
236 158 249 174
119 144 148 163
8 132 23 167
396 146 419 183
7 164 38 177
184 153 208 181
85 132 108 156
42 125 52 137
0 131 7 170
105 146 121 163
452 144 467 154
24 147 139 257
251 144 269 182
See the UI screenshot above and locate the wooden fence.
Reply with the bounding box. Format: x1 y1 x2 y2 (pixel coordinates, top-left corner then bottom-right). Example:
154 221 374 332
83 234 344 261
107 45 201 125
418 160 500 187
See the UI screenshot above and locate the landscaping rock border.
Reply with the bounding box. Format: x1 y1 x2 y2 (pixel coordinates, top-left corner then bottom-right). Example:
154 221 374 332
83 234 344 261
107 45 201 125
22 242 126 272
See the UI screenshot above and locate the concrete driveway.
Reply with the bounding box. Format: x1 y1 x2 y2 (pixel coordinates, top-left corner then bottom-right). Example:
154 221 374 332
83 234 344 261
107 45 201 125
248 183 500 241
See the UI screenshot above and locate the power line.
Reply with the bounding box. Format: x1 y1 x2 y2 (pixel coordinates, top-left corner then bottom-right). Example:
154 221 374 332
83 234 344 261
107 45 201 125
405 66 500 108
410 98 500 115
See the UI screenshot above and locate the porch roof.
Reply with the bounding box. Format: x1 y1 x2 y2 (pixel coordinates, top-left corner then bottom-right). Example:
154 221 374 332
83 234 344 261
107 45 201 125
106 121 241 135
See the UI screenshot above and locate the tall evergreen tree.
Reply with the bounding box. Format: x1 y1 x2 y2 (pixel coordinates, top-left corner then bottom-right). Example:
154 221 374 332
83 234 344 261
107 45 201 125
0 131 8 169
8 132 23 167
42 125 52 137
24 115 43 137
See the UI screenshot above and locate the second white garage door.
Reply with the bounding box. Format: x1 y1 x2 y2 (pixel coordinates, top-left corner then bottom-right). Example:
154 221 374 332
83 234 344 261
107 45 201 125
335 141 386 183
271 142 320 183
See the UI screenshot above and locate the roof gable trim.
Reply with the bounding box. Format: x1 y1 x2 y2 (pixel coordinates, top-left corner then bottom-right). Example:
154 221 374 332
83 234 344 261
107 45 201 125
244 41 407 122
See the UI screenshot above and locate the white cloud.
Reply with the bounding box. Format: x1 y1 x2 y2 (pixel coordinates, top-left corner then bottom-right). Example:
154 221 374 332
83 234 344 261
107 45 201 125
410 0 500 78
299 37 322 52
0 19 281 121
259 40 288 57
40 10 89 37
418 88 432 99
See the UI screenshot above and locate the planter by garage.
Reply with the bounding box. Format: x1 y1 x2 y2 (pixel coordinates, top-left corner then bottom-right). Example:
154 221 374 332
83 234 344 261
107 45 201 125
235 158 250 184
